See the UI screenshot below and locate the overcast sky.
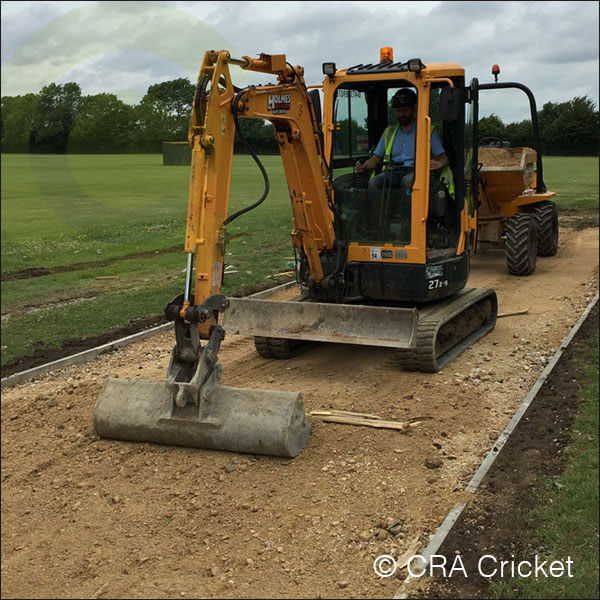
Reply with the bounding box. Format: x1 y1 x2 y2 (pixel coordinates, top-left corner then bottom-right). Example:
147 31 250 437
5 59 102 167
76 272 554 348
1 1 599 123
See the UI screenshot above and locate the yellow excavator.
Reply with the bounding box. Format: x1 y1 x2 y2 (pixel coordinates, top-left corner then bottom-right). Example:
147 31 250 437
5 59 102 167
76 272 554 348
94 49 556 457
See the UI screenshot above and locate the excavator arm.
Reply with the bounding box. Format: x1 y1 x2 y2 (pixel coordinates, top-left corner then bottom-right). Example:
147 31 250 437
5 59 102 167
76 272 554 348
94 52 320 457
175 51 417 356
174 50 336 342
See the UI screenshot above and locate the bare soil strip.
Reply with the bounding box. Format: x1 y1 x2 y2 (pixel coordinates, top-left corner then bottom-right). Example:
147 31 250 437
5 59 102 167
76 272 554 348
1 244 182 281
1 314 167 378
416 303 599 598
1 226 598 599
1 278 290 378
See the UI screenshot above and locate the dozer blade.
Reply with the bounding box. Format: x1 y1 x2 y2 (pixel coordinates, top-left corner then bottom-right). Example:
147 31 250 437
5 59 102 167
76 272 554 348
93 324 311 458
93 379 310 457
223 298 418 348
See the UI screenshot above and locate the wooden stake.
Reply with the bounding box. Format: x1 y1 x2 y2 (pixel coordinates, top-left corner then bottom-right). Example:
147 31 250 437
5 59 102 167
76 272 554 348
313 414 431 431
311 409 382 420
397 534 422 569
498 306 530 318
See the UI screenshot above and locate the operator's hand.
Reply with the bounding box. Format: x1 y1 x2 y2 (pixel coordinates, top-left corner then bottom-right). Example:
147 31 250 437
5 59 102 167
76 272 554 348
355 160 366 173
430 154 449 171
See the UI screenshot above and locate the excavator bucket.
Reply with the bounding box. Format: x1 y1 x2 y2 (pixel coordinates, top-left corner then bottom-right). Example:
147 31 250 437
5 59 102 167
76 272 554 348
93 379 310 457
93 323 311 457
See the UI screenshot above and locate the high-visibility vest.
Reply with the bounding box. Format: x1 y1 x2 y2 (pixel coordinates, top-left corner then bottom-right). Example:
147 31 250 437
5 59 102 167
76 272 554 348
382 124 399 167
381 123 455 199
440 166 455 200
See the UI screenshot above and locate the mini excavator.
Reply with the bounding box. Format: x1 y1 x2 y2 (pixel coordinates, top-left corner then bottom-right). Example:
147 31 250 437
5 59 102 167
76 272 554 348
95 48 557 457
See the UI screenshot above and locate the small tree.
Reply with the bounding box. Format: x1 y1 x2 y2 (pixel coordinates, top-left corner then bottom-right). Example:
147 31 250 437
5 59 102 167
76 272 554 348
68 94 134 153
29 82 83 153
477 114 506 142
134 78 195 150
541 96 599 155
505 120 534 148
1 93 40 153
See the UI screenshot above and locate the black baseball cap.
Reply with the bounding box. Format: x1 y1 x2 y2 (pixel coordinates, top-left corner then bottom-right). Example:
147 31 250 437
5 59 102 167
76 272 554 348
391 89 416 108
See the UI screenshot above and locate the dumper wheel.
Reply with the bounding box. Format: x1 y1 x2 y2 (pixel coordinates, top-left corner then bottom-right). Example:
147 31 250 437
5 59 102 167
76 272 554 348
505 213 537 276
532 201 559 256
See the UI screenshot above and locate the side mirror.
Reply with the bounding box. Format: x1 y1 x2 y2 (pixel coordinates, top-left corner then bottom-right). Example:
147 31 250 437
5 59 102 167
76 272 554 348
308 89 322 127
440 87 460 121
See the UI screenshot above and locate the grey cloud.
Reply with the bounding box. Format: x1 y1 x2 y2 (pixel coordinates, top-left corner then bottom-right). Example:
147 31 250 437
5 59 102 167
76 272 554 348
204 0 597 122
2 2 239 95
2 0 597 123
55 50 190 102
1 2 67 61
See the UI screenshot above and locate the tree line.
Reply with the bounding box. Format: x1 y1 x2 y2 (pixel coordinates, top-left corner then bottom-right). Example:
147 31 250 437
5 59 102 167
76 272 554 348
1 78 598 155
478 96 599 156
0 79 279 155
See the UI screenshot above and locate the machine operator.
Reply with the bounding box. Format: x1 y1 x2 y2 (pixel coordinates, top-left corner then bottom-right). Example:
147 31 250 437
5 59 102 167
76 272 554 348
354 88 449 196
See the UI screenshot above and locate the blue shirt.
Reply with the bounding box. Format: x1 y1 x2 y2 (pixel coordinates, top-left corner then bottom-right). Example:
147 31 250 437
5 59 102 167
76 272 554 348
374 121 445 167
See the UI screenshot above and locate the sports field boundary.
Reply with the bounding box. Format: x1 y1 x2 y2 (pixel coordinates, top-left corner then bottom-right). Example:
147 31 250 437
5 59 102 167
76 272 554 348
0 280 297 389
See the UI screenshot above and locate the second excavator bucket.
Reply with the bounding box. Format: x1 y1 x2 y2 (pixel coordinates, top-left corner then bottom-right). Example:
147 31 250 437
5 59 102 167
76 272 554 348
93 320 311 458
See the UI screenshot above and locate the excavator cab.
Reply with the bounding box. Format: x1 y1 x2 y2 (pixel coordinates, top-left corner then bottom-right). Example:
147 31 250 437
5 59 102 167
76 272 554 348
314 67 476 306
330 83 461 252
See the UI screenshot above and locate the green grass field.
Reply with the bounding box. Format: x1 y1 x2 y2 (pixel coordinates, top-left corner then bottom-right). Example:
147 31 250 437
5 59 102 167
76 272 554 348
542 157 599 210
1 153 296 367
1 153 598 369
491 334 599 600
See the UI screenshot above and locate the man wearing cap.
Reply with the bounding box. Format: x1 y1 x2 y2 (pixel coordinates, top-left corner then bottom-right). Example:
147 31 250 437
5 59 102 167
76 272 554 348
355 87 448 193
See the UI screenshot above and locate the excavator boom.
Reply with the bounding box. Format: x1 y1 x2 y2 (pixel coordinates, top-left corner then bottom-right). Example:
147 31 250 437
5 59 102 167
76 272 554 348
93 50 328 457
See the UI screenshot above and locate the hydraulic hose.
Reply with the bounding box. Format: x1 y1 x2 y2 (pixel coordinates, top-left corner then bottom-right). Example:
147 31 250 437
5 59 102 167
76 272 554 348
223 90 270 225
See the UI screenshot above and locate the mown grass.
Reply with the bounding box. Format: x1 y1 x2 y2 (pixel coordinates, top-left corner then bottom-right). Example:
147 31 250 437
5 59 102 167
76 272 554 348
490 334 599 599
1 154 597 368
1 153 294 367
1 155 187 271
0 153 294 273
542 156 599 210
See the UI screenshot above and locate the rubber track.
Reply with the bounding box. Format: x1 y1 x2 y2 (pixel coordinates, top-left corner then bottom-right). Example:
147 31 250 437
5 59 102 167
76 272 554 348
398 289 498 372
505 213 537 276
532 201 559 256
254 337 314 359
256 290 498 372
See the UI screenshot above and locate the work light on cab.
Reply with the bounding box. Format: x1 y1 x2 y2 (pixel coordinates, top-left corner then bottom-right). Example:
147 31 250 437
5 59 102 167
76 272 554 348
407 58 425 73
322 62 336 77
